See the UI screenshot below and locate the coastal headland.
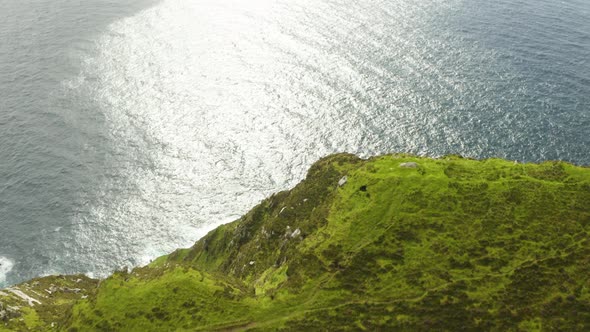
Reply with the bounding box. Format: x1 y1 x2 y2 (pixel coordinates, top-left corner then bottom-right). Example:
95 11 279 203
1 154 589 331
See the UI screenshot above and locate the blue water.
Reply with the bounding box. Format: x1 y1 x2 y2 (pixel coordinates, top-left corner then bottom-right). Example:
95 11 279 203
1 0 589 287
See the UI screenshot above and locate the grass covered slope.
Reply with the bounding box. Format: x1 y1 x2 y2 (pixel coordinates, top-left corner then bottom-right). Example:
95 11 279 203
0 275 98 332
3 154 590 331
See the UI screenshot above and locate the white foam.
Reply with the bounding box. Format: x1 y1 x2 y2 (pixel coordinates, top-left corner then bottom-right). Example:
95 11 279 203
0 256 14 287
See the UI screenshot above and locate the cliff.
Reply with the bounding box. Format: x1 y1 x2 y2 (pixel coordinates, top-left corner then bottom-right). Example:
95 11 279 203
1 154 589 331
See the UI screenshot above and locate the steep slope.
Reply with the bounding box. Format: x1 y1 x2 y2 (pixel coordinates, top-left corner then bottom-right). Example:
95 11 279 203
2 154 590 331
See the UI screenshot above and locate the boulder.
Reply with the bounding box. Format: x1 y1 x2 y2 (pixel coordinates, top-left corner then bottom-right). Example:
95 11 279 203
338 176 348 186
399 162 419 168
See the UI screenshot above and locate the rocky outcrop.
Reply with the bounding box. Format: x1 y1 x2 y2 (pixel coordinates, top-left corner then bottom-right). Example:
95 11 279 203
2 154 590 331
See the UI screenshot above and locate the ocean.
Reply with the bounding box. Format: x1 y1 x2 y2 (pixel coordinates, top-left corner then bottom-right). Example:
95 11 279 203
1 0 589 287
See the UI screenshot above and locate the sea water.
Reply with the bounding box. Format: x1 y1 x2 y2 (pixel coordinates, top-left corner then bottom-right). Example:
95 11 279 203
1 0 589 286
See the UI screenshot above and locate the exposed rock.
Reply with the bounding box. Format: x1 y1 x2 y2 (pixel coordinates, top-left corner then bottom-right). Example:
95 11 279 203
62 288 82 294
7 289 41 306
28 289 44 299
1 305 21 321
399 162 419 168
291 228 301 238
261 227 270 238
3 154 590 331
338 176 348 186
45 284 58 295
283 225 302 239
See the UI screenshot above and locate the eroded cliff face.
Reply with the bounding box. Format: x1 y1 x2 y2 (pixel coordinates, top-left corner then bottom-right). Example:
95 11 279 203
2 154 590 331
0 274 97 331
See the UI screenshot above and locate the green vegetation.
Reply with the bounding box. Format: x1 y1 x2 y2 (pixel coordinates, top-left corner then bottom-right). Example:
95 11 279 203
2 154 590 331
0 275 97 331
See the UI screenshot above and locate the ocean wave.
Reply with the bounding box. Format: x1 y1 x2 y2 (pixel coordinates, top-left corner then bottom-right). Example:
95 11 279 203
0 256 14 287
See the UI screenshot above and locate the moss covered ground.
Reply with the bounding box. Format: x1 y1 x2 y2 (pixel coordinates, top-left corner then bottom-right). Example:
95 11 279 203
1 154 590 331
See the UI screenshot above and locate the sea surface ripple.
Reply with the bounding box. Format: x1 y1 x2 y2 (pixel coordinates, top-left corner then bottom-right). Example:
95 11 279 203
0 0 589 286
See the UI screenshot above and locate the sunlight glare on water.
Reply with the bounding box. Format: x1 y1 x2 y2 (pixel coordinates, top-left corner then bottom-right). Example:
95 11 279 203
1 0 588 285
63 0 590 278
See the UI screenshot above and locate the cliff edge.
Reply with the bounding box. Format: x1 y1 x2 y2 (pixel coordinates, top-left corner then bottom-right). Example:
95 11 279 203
1 154 589 331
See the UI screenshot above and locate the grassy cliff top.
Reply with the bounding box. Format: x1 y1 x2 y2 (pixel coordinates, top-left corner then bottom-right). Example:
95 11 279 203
1 154 589 331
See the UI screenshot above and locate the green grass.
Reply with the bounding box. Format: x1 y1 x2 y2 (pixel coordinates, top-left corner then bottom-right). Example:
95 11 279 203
2 154 589 331
65 268 254 331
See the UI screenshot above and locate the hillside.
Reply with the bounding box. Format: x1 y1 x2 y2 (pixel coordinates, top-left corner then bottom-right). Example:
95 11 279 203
1 154 589 331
